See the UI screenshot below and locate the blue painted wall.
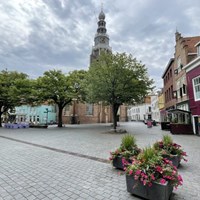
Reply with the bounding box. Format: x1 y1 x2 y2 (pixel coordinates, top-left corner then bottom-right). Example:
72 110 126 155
15 105 57 124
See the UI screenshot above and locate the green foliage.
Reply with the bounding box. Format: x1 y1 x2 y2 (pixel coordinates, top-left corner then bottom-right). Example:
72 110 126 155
110 134 141 160
162 135 173 145
87 52 154 105
153 135 187 162
86 52 154 130
138 147 162 166
0 70 31 126
121 134 137 151
126 146 183 188
36 69 87 127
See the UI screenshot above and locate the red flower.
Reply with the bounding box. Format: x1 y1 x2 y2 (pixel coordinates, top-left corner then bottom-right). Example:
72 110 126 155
160 178 166 185
151 174 155 180
155 166 163 173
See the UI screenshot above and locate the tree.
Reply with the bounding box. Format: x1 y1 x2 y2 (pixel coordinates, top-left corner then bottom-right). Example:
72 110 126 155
37 69 86 127
0 70 31 127
86 52 154 131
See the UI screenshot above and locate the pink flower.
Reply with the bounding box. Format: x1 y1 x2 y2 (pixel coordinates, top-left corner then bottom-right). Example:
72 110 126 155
156 166 163 173
122 158 128 165
178 175 183 183
135 169 141 175
160 178 166 185
151 174 155 180
129 170 133 175
182 152 187 156
143 180 147 185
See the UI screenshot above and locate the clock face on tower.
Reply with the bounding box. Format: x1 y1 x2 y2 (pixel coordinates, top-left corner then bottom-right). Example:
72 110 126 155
100 37 106 43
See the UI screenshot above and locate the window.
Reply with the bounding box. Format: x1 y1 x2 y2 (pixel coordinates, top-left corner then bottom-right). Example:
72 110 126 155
183 84 186 94
193 76 200 101
86 104 93 115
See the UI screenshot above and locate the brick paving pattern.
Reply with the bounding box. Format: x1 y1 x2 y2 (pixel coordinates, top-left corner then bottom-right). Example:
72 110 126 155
0 122 199 199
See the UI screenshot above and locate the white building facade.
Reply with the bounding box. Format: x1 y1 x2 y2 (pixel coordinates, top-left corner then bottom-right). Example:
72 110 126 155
127 103 151 122
151 95 161 123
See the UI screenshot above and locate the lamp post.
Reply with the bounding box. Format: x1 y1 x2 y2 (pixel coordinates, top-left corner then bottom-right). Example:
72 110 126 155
44 108 51 125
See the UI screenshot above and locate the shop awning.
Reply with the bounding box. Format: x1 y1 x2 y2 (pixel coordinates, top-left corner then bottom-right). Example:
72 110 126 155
168 109 191 114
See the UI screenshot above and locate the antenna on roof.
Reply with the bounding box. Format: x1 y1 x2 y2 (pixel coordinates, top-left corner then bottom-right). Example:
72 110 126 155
101 1 103 11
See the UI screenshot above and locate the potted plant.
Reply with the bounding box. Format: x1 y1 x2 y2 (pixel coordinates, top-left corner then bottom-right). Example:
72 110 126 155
153 135 187 167
125 147 183 200
109 134 141 170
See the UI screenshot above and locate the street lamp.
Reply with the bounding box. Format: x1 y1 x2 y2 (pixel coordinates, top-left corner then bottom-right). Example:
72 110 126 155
44 108 51 125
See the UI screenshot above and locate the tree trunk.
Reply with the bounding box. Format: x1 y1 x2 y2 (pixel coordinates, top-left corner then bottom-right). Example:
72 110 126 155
58 105 63 128
112 104 119 132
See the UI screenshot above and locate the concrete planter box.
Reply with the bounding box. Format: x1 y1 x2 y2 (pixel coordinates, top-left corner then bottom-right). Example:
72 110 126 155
113 156 132 170
126 175 173 200
113 156 125 170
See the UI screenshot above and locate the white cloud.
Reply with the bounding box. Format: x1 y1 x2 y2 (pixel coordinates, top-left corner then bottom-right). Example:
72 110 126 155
0 0 200 89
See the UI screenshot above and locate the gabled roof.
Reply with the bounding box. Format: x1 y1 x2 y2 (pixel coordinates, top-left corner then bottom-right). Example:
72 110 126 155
162 58 174 78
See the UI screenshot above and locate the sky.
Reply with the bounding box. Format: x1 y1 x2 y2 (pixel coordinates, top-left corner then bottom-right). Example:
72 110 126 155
0 0 200 89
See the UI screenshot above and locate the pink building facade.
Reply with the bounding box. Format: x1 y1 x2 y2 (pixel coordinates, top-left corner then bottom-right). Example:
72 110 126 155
184 53 200 135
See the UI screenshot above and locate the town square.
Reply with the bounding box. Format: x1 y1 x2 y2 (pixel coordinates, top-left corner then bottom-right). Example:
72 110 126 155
1 0 200 199
0 122 200 199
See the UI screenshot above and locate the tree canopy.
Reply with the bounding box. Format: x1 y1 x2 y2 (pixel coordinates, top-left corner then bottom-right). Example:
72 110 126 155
86 52 154 130
0 70 32 127
37 69 87 127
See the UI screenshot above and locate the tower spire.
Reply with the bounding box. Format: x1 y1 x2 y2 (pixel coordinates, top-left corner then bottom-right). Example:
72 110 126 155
90 7 112 65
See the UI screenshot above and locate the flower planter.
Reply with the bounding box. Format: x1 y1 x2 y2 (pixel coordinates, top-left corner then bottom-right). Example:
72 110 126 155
126 175 173 200
113 156 125 170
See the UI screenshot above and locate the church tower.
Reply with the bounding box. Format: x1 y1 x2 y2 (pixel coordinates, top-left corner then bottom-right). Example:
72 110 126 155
62 8 127 125
90 8 112 65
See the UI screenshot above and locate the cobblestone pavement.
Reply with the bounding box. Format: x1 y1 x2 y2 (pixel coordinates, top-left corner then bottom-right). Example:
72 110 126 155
0 122 200 199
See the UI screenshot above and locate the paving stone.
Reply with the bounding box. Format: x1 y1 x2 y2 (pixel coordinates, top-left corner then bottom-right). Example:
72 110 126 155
0 122 199 199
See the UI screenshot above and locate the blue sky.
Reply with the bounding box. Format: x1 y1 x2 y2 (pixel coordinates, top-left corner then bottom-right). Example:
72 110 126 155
0 0 200 89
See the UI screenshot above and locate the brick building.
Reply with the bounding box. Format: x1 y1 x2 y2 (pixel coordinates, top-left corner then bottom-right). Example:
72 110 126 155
161 32 200 133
